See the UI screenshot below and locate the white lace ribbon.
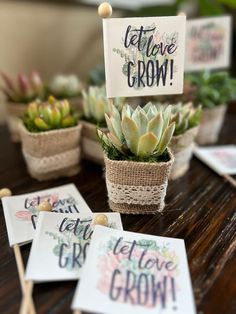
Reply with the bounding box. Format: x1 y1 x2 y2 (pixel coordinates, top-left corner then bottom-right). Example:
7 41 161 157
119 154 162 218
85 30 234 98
23 147 80 173
106 179 167 205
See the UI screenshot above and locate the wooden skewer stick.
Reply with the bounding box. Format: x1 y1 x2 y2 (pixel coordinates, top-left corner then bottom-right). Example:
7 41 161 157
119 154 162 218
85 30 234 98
13 245 36 314
223 174 236 188
19 280 34 314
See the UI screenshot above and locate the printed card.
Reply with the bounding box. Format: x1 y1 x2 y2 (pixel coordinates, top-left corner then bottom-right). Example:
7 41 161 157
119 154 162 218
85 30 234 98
102 16 186 97
2 184 91 247
25 212 123 282
72 226 196 314
185 16 231 72
194 145 236 175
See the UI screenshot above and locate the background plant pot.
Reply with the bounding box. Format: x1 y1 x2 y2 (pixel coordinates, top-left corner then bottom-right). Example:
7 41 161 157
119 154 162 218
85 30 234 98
81 121 107 165
6 102 27 142
169 127 199 180
197 105 227 145
104 151 174 215
20 123 82 181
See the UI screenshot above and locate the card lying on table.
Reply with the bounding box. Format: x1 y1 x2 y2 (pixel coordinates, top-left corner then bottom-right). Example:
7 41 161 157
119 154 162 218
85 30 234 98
2 184 91 247
194 145 236 175
72 226 196 314
25 212 123 282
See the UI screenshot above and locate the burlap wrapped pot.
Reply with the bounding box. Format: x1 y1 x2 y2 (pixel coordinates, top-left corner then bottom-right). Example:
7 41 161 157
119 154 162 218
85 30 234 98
81 121 107 165
104 150 174 214
197 105 227 145
6 102 27 142
20 123 82 181
169 127 199 180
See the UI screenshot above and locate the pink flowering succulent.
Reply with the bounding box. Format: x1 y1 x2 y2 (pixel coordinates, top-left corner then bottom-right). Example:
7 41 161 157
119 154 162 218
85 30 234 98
0 71 45 103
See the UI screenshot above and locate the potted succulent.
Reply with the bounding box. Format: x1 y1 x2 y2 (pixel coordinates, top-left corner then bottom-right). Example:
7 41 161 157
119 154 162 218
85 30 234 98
20 96 81 181
0 71 45 142
187 71 236 145
48 75 83 112
168 102 202 180
81 86 124 165
98 102 175 215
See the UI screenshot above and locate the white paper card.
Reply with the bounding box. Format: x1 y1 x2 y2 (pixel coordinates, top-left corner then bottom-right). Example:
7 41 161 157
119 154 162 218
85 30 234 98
103 16 186 97
194 145 236 175
72 226 196 314
185 16 231 72
2 184 91 247
25 212 123 282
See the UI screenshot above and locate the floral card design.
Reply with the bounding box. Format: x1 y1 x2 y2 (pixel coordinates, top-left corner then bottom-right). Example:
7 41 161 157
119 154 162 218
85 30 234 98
2 184 91 247
72 226 196 314
194 145 236 175
185 16 231 72
102 16 186 97
25 212 123 282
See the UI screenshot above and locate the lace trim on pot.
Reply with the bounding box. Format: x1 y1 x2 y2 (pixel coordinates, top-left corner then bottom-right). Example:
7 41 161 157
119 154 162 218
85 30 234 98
23 147 80 174
106 179 168 205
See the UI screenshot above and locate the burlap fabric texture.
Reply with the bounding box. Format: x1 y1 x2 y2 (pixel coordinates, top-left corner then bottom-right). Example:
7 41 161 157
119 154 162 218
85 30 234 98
6 102 27 142
197 105 227 145
105 150 174 215
169 126 199 180
81 121 107 165
20 123 82 181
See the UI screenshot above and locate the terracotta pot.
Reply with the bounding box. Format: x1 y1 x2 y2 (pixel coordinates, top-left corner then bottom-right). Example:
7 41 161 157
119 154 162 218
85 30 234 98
169 127 199 180
197 105 227 145
20 123 82 181
104 150 174 215
81 121 107 165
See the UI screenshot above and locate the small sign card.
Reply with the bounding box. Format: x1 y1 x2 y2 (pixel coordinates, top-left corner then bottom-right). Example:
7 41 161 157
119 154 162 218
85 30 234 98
103 16 186 97
185 16 231 72
25 212 123 282
194 145 236 175
72 226 196 314
2 184 91 247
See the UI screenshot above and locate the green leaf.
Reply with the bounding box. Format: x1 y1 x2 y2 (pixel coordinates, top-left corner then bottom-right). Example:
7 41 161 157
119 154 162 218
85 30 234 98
137 132 158 157
121 116 139 155
158 122 175 155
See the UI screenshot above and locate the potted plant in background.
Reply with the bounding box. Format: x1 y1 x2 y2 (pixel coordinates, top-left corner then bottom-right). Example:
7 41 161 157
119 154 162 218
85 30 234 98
0 71 45 142
98 102 175 214
20 96 81 181
48 74 83 112
81 86 125 165
168 102 202 180
187 71 236 145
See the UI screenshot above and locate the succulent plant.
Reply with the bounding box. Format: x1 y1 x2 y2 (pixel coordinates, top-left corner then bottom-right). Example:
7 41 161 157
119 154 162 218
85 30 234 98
186 71 236 109
0 71 45 103
163 102 202 136
98 102 175 162
23 96 78 132
49 75 82 98
82 86 125 126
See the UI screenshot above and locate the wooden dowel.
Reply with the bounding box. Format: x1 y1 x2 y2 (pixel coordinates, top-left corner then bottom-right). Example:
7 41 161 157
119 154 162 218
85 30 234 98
73 310 82 314
19 280 34 314
223 174 236 188
13 245 36 314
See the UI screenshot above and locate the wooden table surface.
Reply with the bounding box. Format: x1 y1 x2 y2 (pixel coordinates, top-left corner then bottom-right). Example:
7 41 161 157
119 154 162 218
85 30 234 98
0 112 236 314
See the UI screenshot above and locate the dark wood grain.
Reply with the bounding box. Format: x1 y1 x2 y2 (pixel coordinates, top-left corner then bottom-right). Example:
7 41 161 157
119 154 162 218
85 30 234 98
0 112 236 314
